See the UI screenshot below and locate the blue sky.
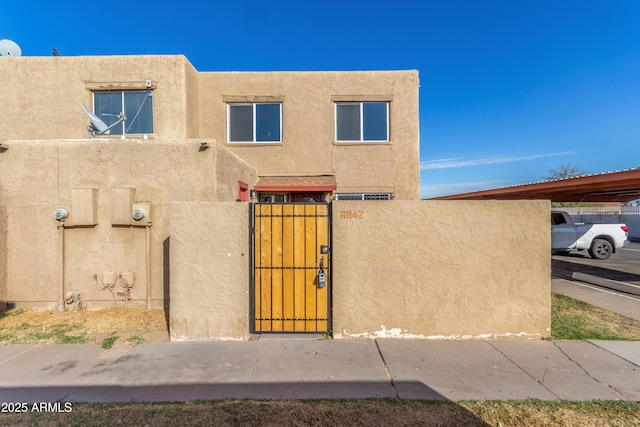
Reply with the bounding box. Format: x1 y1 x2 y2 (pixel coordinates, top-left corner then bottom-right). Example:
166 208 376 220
2 1 639 198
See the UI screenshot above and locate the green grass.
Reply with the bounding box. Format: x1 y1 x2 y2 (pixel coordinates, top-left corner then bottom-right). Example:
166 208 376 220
100 332 119 350
551 293 640 340
0 399 638 427
126 335 144 346
0 322 90 345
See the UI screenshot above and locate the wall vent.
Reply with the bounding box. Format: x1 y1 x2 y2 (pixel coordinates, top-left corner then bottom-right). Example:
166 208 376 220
334 193 392 201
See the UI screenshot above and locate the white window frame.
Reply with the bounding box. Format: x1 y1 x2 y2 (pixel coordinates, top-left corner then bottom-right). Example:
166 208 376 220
227 102 282 144
335 101 389 142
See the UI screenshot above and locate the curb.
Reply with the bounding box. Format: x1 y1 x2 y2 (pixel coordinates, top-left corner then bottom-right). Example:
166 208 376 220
571 272 640 296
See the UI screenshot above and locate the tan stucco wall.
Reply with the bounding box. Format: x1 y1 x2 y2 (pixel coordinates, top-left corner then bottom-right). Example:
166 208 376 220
169 203 250 340
168 200 550 340
0 206 6 306
0 139 256 309
199 71 420 200
0 55 419 200
0 55 195 140
331 200 551 339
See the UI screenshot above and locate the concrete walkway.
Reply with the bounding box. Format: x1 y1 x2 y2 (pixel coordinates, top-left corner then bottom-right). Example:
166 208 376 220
552 277 640 322
0 277 639 403
1 337 639 402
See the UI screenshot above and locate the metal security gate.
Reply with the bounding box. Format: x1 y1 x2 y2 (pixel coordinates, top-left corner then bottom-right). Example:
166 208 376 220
250 203 331 333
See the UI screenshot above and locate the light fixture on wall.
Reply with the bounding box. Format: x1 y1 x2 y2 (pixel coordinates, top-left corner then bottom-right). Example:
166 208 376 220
250 190 258 200
199 141 210 151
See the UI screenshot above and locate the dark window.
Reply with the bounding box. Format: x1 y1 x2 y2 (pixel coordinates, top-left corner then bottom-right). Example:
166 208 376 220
229 103 281 143
336 102 388 142
94 90 153 135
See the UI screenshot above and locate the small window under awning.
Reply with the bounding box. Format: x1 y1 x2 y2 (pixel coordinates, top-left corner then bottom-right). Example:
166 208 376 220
254 175 337 192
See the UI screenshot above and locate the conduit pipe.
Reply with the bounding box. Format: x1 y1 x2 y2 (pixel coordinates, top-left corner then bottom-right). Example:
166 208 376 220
57 223 65 311
145 221 152 308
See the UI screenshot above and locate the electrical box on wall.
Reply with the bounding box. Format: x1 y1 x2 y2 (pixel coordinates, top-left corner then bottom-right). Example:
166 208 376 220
132 202 151 223
103 272 116 286
111 188 136 226
71 188 98 226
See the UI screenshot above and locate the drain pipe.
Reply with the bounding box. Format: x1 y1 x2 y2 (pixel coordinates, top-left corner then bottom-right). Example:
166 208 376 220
132 204 152 308
53 208 69 312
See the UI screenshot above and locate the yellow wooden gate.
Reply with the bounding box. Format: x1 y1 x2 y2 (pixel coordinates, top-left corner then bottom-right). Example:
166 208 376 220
250 203 331 333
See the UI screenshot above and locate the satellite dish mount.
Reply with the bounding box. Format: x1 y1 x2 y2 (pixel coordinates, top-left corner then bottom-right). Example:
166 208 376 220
81 105 126 139
0 39 22 57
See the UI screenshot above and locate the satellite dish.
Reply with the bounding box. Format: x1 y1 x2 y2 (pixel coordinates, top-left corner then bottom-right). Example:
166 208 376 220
0 39 22 57
81 104 126 138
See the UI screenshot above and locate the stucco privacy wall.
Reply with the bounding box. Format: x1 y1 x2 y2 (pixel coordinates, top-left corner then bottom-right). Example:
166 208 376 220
199 71 420 200
0 139 256 309
331 200 551 339
169 203 250 340
168 200 550 340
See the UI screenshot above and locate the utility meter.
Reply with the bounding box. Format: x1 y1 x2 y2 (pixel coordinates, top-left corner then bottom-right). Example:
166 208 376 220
53 208 69 221
132 208 146 221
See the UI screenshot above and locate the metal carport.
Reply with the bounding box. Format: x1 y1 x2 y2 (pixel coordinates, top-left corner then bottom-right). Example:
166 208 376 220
430 168 640 203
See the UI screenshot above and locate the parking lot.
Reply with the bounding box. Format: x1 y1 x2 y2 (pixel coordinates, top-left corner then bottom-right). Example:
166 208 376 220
552 241 640 286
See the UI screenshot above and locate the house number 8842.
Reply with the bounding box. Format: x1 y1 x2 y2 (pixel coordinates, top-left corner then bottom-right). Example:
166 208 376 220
339 210 364 219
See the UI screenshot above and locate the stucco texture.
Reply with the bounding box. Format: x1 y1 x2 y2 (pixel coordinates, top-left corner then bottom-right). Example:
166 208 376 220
331 200 551 339
0 56 197 141
169 203 250 341
0 139 256 309
0 206 6 306
199 71 420 200
168 200 550 340
0 56 420 201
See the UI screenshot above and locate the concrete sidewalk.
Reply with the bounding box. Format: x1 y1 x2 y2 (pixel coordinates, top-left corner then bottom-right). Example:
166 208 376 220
1 338 639 403
552 278 640 322
2 278 639 404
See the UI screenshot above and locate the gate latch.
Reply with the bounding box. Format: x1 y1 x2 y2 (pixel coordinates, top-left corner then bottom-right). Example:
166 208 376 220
320 245 330 254
317 257 326 289
318 272 326 289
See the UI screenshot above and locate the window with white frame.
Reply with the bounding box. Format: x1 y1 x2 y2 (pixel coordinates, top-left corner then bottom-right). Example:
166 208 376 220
335 102 388 142
228 103 281 143
93 90 153 135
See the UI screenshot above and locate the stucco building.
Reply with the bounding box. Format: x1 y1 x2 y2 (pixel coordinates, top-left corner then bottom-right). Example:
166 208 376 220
0 54 419 311
0 54 550 340
0 55 420 201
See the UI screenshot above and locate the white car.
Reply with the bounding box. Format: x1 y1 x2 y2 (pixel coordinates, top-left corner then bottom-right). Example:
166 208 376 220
551 210 628 259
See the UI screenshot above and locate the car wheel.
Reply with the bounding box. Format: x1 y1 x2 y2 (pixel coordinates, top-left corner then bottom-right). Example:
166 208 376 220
588 239 613 259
